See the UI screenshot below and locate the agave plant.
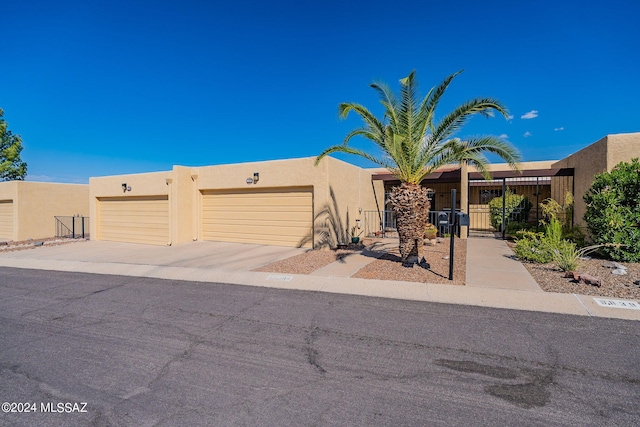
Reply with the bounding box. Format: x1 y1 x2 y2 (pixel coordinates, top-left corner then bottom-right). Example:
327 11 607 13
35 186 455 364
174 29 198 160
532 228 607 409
316 70 521 262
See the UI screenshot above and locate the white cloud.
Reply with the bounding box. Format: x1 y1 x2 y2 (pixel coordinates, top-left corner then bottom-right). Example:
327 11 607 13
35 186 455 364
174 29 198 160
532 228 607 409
554 127 564 131
521 110 538 119
498 134 509 139
523 131 532 137
507 114 514 120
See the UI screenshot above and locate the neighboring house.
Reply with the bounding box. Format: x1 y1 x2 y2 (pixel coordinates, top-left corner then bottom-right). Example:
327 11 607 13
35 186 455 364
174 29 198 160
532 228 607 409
0 181 89 241
12 132 632 248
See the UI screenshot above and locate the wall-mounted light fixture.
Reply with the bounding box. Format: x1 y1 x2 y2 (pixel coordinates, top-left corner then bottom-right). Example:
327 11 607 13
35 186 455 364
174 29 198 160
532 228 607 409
247 172 260 185
122 183 131 192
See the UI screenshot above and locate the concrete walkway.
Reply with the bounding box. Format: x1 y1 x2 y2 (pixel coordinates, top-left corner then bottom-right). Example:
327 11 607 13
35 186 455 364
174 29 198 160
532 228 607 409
466 235 543 292
0 239 638 321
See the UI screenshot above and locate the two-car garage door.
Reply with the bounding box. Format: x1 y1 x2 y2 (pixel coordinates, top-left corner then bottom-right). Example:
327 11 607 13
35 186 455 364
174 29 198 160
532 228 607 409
201 187 313 248
97 196 169 245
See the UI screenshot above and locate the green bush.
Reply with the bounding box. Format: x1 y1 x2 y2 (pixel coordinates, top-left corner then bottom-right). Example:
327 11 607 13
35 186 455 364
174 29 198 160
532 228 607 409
505 220 536 238
583 158 640 262
562 225 586 247
544 218 563 249
489 189 532 230
551 240 579 272
513 219 571 264
513 231 553 263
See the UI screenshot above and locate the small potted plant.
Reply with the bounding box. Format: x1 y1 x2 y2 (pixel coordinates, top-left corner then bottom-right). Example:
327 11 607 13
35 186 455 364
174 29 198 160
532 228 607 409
349 226 363 244
424 223 438 240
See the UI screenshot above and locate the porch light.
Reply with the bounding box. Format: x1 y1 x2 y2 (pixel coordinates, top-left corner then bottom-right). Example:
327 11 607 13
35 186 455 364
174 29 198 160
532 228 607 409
253 172 260 183
122 183 127 192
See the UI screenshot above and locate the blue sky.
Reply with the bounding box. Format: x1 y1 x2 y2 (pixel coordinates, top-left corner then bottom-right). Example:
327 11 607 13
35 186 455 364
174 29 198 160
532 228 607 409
3 0 639 183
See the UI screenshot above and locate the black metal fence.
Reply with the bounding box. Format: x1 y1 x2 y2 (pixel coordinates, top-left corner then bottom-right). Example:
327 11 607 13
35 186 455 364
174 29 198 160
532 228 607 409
55 216 89 239
363 210 461 238
468 174 574 235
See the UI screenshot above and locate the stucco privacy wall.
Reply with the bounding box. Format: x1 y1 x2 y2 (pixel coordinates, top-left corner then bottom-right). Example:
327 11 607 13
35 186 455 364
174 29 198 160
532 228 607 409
552 132 640 226
89 157 384 247
0 181 89 241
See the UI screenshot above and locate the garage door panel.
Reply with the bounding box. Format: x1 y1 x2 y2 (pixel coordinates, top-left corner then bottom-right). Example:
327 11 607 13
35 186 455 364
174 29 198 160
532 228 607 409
207 232 306 246
98 196 169 245
0 200 13 240
202 211 310 222
201 188 312 248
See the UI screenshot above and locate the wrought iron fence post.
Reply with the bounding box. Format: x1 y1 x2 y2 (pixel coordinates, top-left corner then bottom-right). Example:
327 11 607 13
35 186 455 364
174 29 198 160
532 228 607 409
501 178 506 239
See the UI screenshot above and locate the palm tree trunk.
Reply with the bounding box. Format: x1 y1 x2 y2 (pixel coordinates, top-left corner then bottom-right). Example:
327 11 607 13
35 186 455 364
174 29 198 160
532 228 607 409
388 182 431 263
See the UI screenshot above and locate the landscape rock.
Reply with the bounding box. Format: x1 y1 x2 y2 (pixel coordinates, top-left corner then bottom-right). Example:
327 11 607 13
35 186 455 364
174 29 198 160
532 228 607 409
563 271 602 287
603 261 626 270
612 268 627 276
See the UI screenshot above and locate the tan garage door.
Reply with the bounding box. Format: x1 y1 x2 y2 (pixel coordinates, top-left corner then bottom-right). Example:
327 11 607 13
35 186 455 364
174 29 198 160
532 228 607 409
201 187 313 247
0 200 13 241
97 196 169 245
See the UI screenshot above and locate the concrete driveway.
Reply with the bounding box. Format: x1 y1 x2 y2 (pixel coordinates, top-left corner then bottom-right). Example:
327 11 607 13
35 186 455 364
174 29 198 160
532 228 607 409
0 240 307 271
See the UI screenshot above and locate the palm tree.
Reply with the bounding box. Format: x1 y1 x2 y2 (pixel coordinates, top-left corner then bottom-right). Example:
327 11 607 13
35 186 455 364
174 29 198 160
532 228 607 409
316 70 521 263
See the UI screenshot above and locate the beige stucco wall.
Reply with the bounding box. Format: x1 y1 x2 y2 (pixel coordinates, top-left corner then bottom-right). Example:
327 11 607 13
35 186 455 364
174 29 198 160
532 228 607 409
0 181 89 241
552 132 640 226
89 157 384 248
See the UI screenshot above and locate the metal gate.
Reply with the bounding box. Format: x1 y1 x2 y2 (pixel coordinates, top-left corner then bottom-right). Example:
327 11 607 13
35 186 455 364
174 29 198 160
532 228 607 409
55 216 89 239
468 173 573 236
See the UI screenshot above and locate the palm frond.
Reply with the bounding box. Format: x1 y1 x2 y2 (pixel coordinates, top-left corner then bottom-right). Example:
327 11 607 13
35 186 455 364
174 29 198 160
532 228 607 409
320 70 520 184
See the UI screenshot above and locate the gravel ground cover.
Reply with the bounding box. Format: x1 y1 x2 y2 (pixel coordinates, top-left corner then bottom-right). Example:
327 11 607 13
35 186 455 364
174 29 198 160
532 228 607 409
255 238 466 286
519 258 640 300
352 238 466 285
0 237 86 253
253 248 362 275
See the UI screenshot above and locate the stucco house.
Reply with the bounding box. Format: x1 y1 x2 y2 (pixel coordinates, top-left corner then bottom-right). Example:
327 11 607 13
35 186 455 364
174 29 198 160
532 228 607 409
85 132 638 248
89 157 384 248
5 132 634 247
0 181 89 241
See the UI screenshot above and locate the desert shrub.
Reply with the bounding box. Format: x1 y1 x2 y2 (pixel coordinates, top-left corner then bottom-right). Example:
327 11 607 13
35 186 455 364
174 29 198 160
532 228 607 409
552 243 610 272
513 231 553 263
540 192 574 228
583 158 640 262
513 219 570 264
505 220 536 238
562 225 586 247
489 189 533 230
544 218 563 250
551 240 579 271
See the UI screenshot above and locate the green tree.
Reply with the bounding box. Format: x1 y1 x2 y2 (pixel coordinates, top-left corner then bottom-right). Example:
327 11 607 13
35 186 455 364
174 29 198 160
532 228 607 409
316 70 521 262
583 158 640 262
0 108 27 181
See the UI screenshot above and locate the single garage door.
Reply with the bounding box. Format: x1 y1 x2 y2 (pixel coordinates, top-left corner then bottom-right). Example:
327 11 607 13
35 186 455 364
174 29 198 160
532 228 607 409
97 196 169 245
201 187 313 247
0 200 13 241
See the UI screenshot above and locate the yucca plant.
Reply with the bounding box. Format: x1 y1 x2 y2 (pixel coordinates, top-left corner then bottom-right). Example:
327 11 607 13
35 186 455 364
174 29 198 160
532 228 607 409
552 243 608 272
316 70 521 262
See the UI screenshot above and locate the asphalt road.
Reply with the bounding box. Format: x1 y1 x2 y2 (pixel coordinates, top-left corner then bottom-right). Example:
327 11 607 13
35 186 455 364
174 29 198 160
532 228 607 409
1 267 639 426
